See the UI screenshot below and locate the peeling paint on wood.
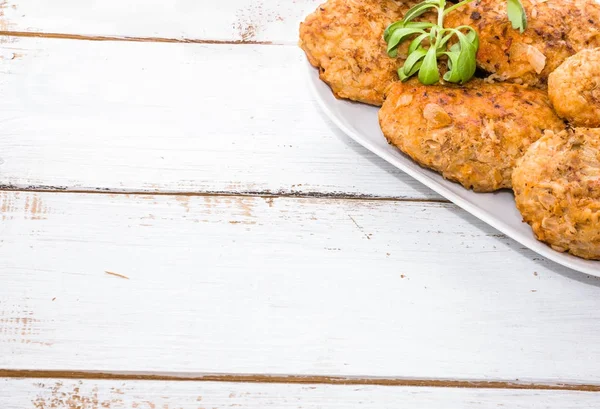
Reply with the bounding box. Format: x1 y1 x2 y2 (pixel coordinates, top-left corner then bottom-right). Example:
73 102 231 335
0 0 322 44
0 0 13 32
0 38 441 200
3 378 600 409
31 381 118 409
0 0 599 392
234 0 288 42
1 192 50 220
0 305 51 347
1 191 600 381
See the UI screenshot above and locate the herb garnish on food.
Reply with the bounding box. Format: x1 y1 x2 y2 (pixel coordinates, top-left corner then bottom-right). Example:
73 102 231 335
385 0 527 85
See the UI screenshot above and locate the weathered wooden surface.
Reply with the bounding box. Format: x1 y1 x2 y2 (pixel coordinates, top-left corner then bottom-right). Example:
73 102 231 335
0 0 321 43
1 191 600 383
2 0 600 402
0 38 438 199
3 378 600 409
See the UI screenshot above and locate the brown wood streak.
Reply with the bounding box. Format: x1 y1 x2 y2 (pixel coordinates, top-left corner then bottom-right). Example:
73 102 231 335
104 271 130 280
0 186 450 203
0 30 273 45
1 370 599 392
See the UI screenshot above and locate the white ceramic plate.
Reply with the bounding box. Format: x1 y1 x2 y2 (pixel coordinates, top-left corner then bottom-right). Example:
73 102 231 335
307 62 600 277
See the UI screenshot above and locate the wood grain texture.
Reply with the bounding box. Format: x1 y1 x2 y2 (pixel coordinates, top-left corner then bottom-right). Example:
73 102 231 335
2 190 600 382
0 37 439 200
3 378 600 409
0 0 322 43
1 0 598 399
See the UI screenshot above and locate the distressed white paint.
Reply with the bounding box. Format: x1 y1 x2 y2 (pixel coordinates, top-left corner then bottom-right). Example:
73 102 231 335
1 191 600 382
0 38 437 199
2 379 600 409
1 0 599 396
0 0 322 43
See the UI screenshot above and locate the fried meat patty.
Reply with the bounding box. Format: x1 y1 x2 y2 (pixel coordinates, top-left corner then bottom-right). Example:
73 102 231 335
300 0 413 106
549 48 600 127
379 80 566 192
445 0 600 87
513 128 600 260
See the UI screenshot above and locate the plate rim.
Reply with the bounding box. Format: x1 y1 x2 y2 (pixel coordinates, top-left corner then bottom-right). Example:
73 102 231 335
306 62 600 278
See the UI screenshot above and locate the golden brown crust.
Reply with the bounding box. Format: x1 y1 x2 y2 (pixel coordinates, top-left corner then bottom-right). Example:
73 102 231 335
299 0 413 106
379 79 566 192
445 0 600 87
548 48 600 127
512 128 600 260
568 0 600 51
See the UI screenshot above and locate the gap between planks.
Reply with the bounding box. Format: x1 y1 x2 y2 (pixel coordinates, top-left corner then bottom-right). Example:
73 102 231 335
0 30 288 45
1 371 599 392
0 186 450 204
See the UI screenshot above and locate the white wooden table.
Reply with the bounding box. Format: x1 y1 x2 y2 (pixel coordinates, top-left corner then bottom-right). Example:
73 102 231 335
1 1 599 407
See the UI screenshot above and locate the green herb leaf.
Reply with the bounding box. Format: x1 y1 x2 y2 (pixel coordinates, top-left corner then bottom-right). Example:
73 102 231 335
507 0 527 33
418 46 440 85
443 0 475 16
437 31 454 51
384 20 434 43
386 27 425 57
403 1 439 25
408 32 430 54
399 60 423 81
403 21 436 30
384 21 405 42
398 67 409 81
402 47 428 78
405 60 424 77
449 40 460 53
465 28 479 51
384 0 524 86
443 51 462 82
454 31 478 83
456 48 477 83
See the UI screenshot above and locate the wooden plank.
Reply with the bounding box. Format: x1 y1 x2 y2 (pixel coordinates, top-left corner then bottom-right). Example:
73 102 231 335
2 378 600 409
1 190 600 382
0 0 322 43
0 37 439 200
